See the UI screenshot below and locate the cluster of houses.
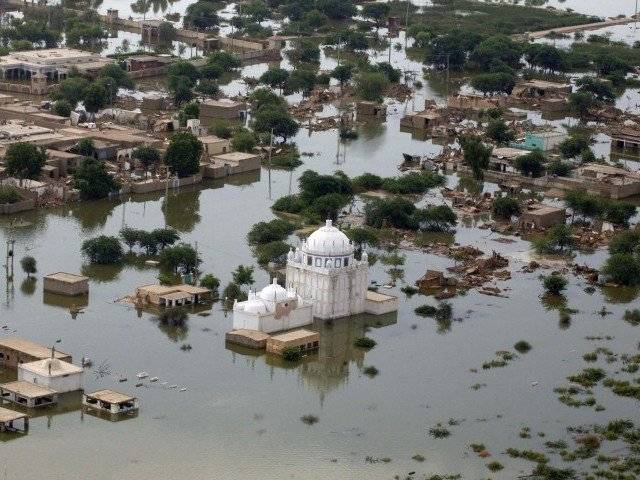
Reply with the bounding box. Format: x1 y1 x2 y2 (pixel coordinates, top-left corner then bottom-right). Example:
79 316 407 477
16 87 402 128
0 337 138 434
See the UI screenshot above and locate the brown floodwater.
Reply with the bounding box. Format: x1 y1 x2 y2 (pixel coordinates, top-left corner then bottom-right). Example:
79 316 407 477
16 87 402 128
1 1 640 477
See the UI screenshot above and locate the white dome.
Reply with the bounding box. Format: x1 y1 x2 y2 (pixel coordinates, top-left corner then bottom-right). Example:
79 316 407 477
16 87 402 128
258 278 289 302
303 220 353 256
243 299 268 314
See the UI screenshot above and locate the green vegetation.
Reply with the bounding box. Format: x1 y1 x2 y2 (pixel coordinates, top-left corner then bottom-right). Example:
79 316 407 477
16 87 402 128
119 227 179 254
354 337 377 349
491 196 520 219
282 347 302 361
0 186 22 205
81 236 124 264
543 274 568 296
565 190 636 226
363 365 379 377
514 340 532 354
199 274 220 293
534 225 573 255
460 136 492 180
159 243 200 274
514 150 545 178
247 219 295 245
73 158 120 200
429 424 450 438
4 142 47 181
20 256 37 278
164 132 203 178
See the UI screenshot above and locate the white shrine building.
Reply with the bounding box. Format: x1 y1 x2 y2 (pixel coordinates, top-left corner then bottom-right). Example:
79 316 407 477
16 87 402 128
285 219 370 320
232 278 313 334
233 220 397 334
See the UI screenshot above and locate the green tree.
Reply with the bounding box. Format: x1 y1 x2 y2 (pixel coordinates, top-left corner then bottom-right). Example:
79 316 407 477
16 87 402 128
53 100 72 117
99 63 134 90
287 38 320 64
77 138 95 157
20 256 37 278
486 118 515 144
231 129 257 153
200 274 220 292
120 226 142 251
83 83 107 115
470 35 522 71
260 67 289 91
354 72 389 102
152 228 180 249
559 134 590 159
184 0 220 29
252 105 299 142
575 76 615 103
602 253 640 286
461 136 492 180
81 235 124 264
53 76 90 107
164 132 203 178
413 205 457 232
315 0 355 19
471 72 516 95
331 64 352 86
514 150 545 178
491 196 521 219
535 224 573 254
287 68 317 94
232 264 255 286
362 2 390 26
568 91 599 118
4 142 46 181
73 158 120 200
132 145 161 175
159 243 200 274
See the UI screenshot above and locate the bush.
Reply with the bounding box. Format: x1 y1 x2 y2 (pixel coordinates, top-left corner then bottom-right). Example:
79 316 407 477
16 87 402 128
231 129 257 153
222 282 247 302
0 185 22 204
486 118 515 144
20 256 37 277
363 365 379 377
492 196 521 219
282 346 302 361
199 274 220 292
602 253 640 286
413 205 457 232
351 173 383 192
53 100 72 117
514 340 532 353
255 241 290 265
5 142 47 180
272 194 306 214
608 230 640 255
248 219 295 245
534 224 573 254
514 150 545 178
380 171 444 194
354 337 376 349
547 160 573 177
81 236 123 264
543 274 568 295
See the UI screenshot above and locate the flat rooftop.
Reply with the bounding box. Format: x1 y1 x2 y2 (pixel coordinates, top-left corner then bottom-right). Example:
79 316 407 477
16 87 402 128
19 359 83 378
0 122 52 139
44 272 88 284
492 147 528 159
85 389 135 404
213 151 259 161
0 406 27 423
523 204 565 216
0 381 57 398
365 290 397 303
227 329 271 342
202 99 245 108
270 329 319 342
0 337 70 360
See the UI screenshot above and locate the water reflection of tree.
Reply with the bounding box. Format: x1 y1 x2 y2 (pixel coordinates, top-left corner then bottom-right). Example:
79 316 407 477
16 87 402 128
81 262 123 283
20 278 37 296
161 189 201 233
68 198 122 233
130 0 179 17
600 285 640 304
153 308 189 342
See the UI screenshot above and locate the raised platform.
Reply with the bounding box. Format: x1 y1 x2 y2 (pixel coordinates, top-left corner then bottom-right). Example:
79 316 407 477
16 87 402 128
225 329 270 349
364 290 399 315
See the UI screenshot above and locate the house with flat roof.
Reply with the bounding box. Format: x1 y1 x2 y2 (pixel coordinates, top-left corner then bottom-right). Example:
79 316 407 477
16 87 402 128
489 147 528 173
510 131 567 152
400 109 444 130
83 390 138 415
134 284 211 307
0 48 113 81
266 329 320 356
519 204 567 231
203 151 261 179
0 381 58 408
0 338 72 368
18 358 84 393
43 272 89 296
0 406 28 432
200 99 247 124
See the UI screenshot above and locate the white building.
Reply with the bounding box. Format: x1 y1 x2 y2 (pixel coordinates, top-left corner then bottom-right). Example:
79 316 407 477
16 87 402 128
233 278 313 333
18 358 84 393
285 220 369 320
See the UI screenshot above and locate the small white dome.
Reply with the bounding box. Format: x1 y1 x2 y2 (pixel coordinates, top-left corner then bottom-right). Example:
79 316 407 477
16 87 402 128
258 278 289 302
243 299 268 314
303 219 353 256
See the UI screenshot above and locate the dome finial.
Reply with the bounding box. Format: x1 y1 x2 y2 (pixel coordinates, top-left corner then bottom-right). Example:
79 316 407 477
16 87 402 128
325 219 332 227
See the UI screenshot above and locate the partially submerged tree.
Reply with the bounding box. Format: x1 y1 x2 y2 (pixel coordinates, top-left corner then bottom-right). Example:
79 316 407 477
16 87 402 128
81 236 124 264
20 256 37 278
4 142 46 181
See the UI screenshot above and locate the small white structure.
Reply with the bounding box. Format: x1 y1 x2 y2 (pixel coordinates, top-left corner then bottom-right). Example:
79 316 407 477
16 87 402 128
83 390 138 415
233 278 313 333
18 357 83 393
286 220 370 320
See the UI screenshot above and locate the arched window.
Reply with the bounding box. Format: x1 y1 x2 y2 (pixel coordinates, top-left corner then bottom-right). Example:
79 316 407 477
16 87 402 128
335 258 342 268
324 258 331 268
307 255 312 266
344 257 349 267
315 257 322 267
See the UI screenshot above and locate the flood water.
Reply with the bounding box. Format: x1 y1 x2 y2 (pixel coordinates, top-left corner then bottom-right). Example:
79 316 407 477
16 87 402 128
1 0 640 479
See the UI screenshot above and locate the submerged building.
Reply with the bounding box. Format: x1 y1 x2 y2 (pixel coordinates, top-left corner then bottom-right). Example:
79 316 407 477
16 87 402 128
286 220 370 320
232 279 313 333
